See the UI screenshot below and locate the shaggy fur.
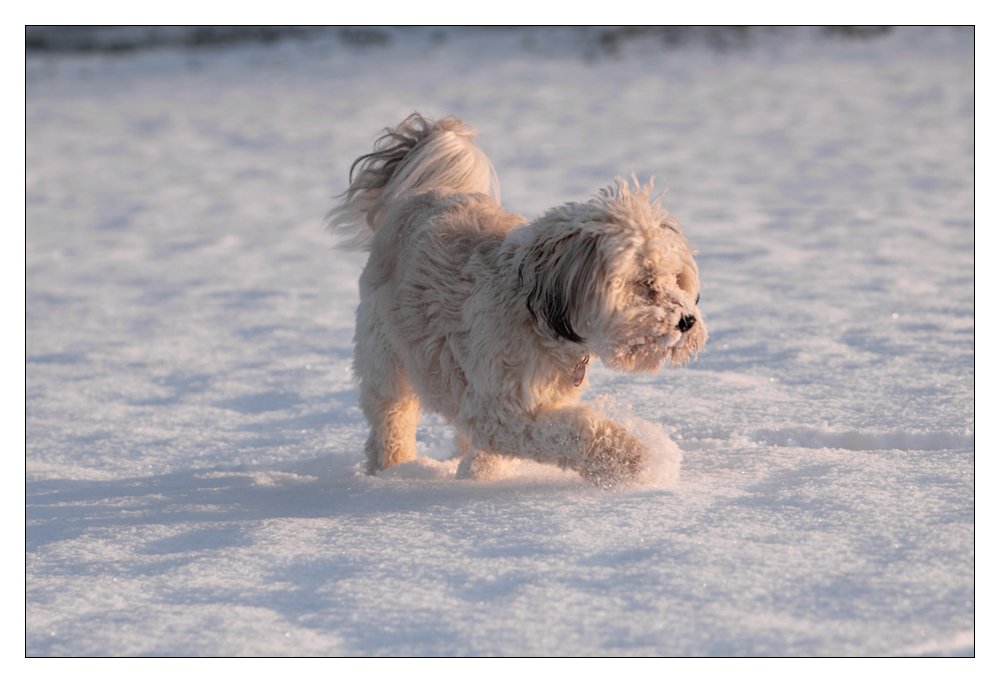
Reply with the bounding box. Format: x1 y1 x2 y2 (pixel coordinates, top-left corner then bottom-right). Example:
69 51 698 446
329 114 706 486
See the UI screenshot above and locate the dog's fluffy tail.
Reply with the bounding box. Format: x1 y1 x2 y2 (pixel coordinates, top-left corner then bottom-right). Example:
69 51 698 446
328 113 500 251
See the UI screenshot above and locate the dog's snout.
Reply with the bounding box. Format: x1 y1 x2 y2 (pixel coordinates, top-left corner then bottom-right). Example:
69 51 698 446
677 315 696 333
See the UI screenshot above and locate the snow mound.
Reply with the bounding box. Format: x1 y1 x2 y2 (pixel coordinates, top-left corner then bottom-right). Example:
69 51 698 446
628 418 684 487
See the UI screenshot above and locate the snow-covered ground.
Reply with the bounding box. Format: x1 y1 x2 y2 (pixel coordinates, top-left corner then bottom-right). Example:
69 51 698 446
26 27 974 656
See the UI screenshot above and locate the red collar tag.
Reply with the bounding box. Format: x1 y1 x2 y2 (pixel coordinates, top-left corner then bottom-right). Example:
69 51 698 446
573 355 590 387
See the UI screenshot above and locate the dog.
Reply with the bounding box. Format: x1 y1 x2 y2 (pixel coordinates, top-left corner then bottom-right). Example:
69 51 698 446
329 114 706 486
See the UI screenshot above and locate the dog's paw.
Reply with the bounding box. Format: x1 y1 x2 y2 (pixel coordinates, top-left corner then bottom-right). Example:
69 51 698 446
456 450 519 481
581 423 651 489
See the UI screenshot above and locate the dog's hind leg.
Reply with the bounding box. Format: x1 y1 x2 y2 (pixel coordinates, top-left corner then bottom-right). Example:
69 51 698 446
354 310 420 474
360 384 419 474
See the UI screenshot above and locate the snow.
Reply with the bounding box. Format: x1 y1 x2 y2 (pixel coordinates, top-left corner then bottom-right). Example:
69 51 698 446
25 27 974 656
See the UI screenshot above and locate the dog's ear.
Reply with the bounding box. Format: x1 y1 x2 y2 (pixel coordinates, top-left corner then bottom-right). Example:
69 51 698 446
521 235 601 344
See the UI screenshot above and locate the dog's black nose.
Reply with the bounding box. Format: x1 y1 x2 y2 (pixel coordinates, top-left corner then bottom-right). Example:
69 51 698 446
678 315 696 333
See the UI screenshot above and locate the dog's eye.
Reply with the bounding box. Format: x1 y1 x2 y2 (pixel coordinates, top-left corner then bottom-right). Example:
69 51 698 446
695 292 700 305
633 276 656 300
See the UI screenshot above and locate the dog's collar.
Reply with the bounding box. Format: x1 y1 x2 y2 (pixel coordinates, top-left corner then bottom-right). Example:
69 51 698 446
573 354 590 387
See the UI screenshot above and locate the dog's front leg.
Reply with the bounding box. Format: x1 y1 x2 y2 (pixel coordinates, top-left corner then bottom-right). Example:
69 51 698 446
570 415 651 487
449 432 509 480
466 404 650 487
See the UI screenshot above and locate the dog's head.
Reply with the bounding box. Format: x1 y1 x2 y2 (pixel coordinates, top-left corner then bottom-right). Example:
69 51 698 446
520 177 706 372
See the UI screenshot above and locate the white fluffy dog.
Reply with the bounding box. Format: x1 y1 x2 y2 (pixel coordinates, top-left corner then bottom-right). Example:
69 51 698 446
329 114 706 486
